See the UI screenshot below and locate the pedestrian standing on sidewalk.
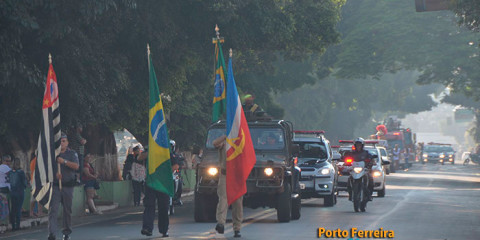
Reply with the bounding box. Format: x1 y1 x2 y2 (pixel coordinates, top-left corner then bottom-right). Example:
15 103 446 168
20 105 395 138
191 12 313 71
69 125 87 184
9 157 27 230
213 135 243 238
131 150 146 206
82 153 102 215
48 133 79 240
0 155 12 194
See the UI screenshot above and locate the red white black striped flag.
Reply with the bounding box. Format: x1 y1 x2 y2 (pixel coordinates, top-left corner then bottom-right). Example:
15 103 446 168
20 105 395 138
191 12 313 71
32 55 61 209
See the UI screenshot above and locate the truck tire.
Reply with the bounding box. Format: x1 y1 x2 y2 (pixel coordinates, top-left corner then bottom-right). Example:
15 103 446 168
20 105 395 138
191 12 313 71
291 195 301 220
194 191 217 222
324 192 335 207
277 182 292 222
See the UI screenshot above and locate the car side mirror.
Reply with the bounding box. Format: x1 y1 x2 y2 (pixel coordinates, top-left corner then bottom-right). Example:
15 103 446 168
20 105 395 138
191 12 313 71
382 159 391 165
290 144 300 156
371 154 379 159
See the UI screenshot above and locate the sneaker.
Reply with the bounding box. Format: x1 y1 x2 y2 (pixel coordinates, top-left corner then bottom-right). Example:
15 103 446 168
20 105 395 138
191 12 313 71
141 228 152 236
48 233 56 240
215 224 224 234
234 230 241 238
93 210 103 215
160 232 169 238
62 234 70 240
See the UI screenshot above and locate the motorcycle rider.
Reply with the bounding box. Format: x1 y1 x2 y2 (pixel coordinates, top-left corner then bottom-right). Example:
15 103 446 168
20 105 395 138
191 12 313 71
346 137 376 201
170 140 185 206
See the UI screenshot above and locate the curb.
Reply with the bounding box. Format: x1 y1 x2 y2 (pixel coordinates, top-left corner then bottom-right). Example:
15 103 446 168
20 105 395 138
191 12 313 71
0 191 194 233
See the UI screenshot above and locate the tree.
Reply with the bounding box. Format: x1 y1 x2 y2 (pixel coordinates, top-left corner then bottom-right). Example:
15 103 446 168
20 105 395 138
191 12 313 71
0 0 345 178
276 71 440 142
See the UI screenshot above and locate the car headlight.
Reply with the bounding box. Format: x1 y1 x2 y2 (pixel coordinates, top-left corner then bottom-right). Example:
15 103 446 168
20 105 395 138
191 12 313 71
320 168 330 175
423 153 428 158
440 154 445 158
208 167 218 176
264 167 274 176
449 154 453 157
353 167 363 174
372 171 382 178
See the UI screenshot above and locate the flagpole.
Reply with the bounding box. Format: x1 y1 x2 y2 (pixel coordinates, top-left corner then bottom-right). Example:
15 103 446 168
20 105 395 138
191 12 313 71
50 53 62 191
147 43 150 68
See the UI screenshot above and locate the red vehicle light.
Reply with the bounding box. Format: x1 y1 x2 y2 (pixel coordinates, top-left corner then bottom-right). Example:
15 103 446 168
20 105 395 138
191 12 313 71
393 132 401 135
345 157 353 165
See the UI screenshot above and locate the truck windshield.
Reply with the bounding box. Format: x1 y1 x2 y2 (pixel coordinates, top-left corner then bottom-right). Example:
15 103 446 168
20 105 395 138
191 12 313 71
206 127 285 150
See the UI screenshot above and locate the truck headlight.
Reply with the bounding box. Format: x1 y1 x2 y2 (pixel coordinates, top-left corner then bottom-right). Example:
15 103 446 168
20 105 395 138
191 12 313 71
320 168 330 175
372 171 382 178
264 167 274 176
423 153 428 158
353 167 363 174
208 167 218 176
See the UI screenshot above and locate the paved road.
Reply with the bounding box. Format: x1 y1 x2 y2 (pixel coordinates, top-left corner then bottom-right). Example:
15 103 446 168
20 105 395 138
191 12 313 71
4 162 480 240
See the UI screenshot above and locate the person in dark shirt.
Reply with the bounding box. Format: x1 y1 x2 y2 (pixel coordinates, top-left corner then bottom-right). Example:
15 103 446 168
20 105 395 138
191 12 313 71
345 138 375 202
9 158 27 231
141 147 179 238
48 133 79 240
123 146 140 181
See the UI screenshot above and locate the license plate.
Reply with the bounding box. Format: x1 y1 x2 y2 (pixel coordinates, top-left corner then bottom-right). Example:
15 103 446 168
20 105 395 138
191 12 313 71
300 183 306 190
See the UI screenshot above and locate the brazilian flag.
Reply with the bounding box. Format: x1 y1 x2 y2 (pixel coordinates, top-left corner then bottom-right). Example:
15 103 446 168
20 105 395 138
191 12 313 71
212 39 227 122
147 47 174 197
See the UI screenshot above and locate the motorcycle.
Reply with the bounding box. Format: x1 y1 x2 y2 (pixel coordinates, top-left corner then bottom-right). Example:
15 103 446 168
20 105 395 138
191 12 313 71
169 169 180 215
348 161 371 212
463 152 480 165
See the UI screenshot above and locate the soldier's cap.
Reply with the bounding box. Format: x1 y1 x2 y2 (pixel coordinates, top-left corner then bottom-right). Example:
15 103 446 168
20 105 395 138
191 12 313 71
61 132 68 139
243 94 254 101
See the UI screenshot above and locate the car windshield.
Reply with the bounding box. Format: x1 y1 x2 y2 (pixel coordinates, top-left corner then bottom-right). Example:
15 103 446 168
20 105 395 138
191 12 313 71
296 142 328 159
206 127 285 150
424 145 451 152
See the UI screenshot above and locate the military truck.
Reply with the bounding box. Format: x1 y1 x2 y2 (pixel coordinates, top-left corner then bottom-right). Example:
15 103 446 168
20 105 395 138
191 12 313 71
194 120 301 223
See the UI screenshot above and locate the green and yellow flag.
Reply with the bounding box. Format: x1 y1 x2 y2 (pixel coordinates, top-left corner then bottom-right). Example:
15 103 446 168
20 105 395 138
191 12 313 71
212 38 227 122
146 45 174 196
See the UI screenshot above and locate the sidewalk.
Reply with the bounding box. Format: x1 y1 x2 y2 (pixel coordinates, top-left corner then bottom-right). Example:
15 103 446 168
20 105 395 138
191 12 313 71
0 191 194 234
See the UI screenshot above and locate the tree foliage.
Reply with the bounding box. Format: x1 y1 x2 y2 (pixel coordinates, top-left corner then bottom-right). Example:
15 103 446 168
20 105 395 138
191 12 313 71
275 0 479 141
276 71 440 142
0 0 345 155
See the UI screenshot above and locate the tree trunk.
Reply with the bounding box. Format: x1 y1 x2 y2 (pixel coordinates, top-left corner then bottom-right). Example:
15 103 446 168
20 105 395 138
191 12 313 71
84 124 119 181
0 131 37 177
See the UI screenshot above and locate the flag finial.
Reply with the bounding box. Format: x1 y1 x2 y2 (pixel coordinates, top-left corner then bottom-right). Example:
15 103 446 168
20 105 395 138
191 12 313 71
212 24 224 44
147 44 150 55
229 48 233 58
49 53 52 64
215 24 220 39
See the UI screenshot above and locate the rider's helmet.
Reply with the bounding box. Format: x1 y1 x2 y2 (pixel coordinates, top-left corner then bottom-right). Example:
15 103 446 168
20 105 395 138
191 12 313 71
354 137 365 150
170 139 176 152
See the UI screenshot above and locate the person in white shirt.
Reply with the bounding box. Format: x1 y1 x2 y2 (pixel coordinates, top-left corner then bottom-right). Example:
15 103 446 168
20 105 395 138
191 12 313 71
0 155 12 193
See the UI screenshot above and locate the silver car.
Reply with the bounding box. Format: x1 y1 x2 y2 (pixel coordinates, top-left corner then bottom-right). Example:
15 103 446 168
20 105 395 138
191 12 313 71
294 133 338 207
